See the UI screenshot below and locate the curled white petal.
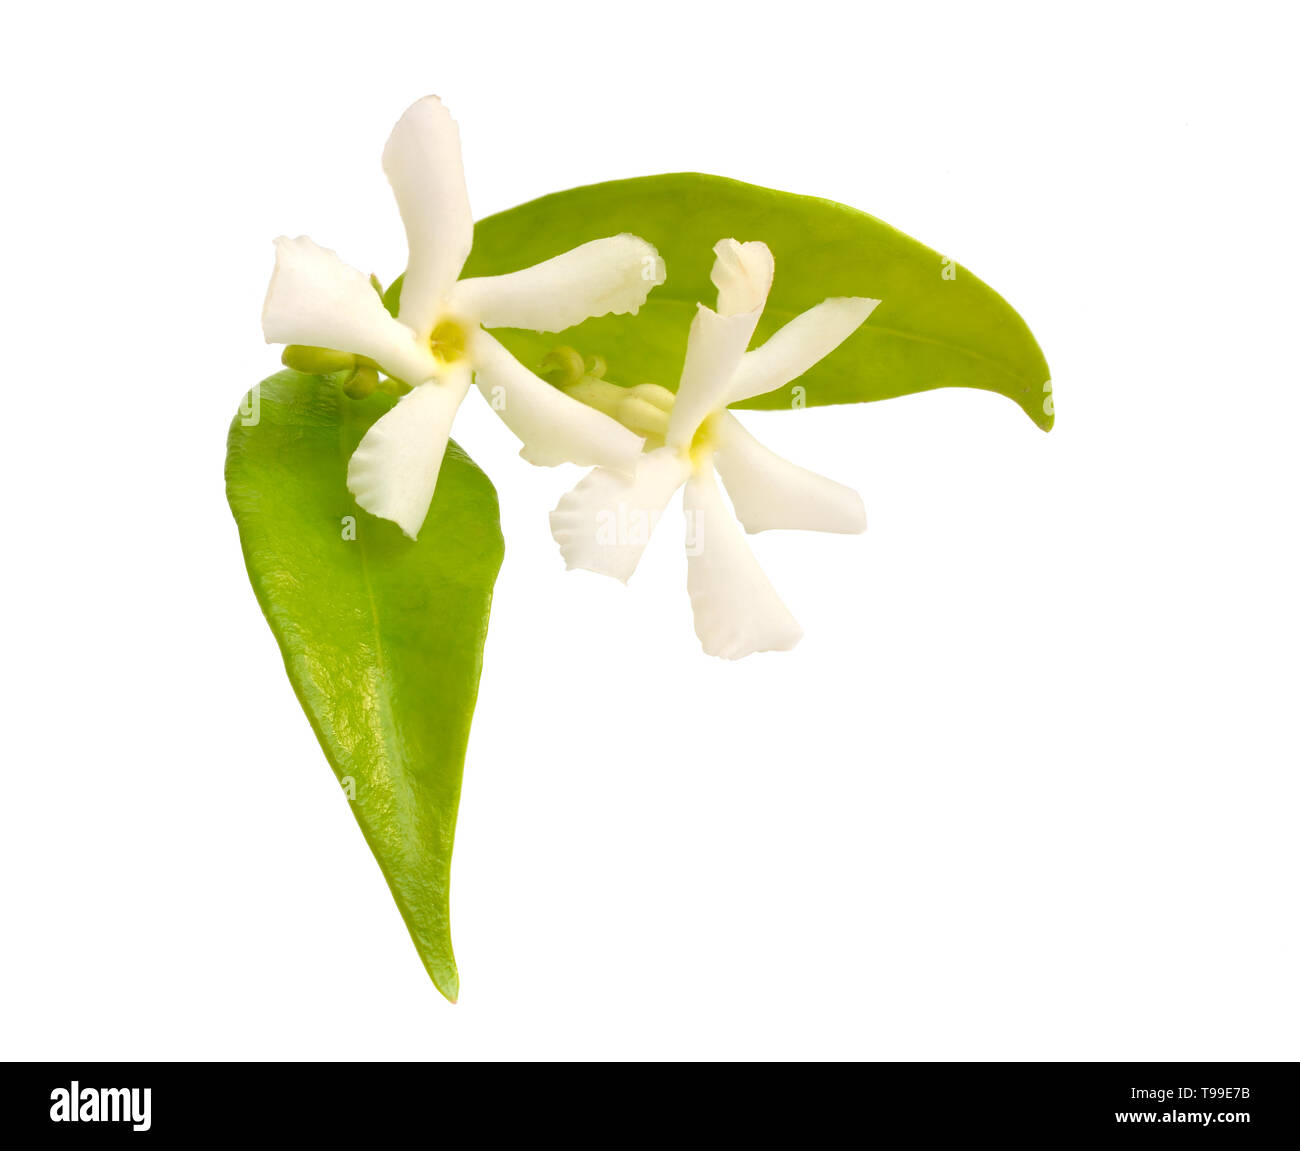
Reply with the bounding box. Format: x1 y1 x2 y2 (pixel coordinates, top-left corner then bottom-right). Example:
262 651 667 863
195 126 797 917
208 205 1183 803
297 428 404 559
453 234 666 332
665 304 760 449
345 370 471 540
711 238 774 316
549 447 691 583
728 296 879 404
262 237 438 384
471 331 644 469
383 96 474 338
713 414 866 534
682 467 803 659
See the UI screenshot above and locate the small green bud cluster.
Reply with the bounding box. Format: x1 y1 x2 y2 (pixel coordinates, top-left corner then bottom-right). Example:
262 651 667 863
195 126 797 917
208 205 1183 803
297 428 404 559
281 345 409 399
540 346 676 445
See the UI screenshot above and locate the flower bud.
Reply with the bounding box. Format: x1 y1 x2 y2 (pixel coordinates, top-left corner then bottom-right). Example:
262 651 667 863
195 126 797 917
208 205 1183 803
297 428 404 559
342 365 379 399
281 345 357 374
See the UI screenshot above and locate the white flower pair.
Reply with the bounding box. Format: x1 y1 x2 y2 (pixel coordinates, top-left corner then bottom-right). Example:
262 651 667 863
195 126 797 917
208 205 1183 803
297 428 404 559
262 97 878 658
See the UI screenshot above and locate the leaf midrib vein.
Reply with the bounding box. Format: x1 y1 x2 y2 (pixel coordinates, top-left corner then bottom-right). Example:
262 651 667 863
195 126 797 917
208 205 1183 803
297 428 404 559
338 395 403 792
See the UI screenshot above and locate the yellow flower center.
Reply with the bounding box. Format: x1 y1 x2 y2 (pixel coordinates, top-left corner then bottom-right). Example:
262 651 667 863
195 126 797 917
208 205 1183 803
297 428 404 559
429 319 468 364
689 412 721 468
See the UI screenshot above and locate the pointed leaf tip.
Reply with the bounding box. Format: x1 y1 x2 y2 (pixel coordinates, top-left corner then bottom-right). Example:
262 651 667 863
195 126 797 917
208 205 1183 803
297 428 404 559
226 371 502 999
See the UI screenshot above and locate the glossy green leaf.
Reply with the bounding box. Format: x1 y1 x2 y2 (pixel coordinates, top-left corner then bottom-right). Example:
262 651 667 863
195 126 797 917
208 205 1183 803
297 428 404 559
457 173 1053 430
225 371 503 1001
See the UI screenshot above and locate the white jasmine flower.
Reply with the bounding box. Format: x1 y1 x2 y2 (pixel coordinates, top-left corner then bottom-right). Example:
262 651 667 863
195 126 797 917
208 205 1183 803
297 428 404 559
262 96 664 538
550 239 878 659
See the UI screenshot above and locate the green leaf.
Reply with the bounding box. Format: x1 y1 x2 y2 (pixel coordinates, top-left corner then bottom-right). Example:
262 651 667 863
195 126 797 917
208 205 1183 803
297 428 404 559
458 172 1053 431
225 371 503 1001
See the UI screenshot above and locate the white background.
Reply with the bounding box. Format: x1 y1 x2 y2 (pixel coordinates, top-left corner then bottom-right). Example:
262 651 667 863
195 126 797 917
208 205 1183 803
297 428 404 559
3 1 1296 1061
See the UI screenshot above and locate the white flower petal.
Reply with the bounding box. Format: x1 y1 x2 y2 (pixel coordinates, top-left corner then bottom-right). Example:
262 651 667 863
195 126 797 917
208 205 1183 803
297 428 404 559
713 414 866 534
452 234 666 333
728 296 880 404
383 96 474 338
262 236 439 384
549 447 692 583
710 238 775 316
665 303 760 450
682 467 803 659
471 331 644 469
345 370 471 540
